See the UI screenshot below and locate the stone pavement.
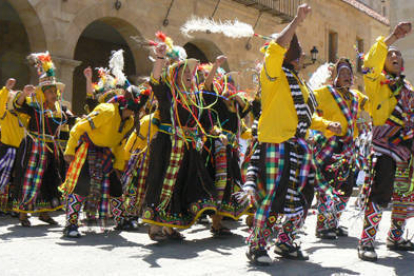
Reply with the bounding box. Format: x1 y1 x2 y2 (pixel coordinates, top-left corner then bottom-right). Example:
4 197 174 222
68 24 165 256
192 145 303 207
0 198 413 276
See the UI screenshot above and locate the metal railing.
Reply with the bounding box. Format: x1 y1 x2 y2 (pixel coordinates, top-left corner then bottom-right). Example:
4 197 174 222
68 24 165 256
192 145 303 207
233 0 301 22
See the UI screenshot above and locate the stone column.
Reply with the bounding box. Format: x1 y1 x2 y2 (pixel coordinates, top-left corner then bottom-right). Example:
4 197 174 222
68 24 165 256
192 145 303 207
52 56 82 109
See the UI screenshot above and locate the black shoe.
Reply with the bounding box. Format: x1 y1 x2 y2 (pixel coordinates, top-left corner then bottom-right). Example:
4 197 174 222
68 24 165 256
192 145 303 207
114 219 138 231
316 229 337 240
274 242 309 260
357 243 377 262
386 238 414 251
211 226 233 238
63 224 81 238
335 226 348 237
246 248 272 266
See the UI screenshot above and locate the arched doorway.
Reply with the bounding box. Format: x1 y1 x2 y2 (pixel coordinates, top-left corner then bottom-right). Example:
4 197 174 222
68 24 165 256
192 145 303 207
184 39 229 71
0 0 31 89
73 18 147 115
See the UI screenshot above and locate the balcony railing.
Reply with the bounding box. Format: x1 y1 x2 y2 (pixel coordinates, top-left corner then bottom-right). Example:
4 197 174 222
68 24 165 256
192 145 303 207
233 0 301 22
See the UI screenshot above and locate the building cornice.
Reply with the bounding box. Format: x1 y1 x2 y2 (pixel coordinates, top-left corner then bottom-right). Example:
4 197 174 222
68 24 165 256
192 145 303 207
340 0 390 25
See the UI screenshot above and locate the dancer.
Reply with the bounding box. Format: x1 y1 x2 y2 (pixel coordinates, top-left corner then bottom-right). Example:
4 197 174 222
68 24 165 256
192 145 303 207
201 56 252 236
0 78 27 214
358 22 414 261
245 4 342 265
142 42 218 240
313 59 369 239
13 52 75 227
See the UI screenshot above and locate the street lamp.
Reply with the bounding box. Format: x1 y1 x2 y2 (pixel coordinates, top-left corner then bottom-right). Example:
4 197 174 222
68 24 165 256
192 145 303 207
310 46 319 64
303 46 319 68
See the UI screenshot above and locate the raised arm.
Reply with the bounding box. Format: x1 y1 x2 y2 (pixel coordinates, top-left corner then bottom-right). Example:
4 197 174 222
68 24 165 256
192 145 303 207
84 67 94 98
204 55 227 91
275 3 311 48
152 43 167 81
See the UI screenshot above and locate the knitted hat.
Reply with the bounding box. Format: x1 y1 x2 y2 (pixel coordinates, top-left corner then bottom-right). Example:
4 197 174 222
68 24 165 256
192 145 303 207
332 58 354 87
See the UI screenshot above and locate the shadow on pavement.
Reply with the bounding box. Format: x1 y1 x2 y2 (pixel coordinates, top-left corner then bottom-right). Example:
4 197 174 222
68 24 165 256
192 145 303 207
133 233 246 268
56 230 144 251
246 259 360 276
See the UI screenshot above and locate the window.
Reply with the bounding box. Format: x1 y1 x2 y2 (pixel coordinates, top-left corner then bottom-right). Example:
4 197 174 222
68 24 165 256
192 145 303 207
356 38 364 73
328 31 338 63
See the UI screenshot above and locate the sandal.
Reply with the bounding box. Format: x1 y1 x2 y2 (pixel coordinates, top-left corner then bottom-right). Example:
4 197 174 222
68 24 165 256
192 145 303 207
148 228 167 241
211 226 233 237
20 218 31 227
386 238 414 251
335 226 348 237
246 248 272 266
358 243 377 262
163 228 185 240
316 229 337 240
274 242 309 261
39 215 58 225
63 224 81 238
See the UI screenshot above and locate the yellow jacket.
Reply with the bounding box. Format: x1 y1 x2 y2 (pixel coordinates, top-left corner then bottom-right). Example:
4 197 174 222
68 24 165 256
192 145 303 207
363 36 405 126
0 87 25 148
125 112 159 160
65 103 134 170
258 41 331 143
313 86 369 138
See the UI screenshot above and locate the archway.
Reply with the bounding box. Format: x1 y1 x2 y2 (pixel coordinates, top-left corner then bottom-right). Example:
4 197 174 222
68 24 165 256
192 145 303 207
184 39 229 71
0 0 43 89
73 18 148 115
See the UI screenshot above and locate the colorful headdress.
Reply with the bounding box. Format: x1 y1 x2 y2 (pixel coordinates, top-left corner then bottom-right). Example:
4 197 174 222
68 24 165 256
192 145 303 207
91 49 130 103
155 31 188 62
27 51 65 91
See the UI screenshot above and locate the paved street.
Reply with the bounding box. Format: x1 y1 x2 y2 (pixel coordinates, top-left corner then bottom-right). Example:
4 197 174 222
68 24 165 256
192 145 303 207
0 198 413 276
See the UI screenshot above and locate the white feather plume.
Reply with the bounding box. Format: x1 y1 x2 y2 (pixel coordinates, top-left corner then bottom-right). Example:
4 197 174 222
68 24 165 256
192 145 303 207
308 63 333 90
181 17 254 39
109 49 127 86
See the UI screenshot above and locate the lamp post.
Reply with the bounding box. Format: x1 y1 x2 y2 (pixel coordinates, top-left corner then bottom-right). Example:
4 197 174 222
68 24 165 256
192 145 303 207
310 46 319 64
303 46 319 67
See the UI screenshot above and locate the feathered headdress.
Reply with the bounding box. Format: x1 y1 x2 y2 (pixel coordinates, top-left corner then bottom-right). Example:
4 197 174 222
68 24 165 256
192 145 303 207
155 31 187 62
26 51 65 91
131 31 187 62
91 49 130 103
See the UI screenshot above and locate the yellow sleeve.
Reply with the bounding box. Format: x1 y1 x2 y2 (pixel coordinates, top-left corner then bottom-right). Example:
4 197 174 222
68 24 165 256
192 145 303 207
64 105 112 156
112 139 128 171
363 36 388 82
125 131 138 160
363 36 388 109
0 87 9 116
310 87 333 137
311 113 333 137
260 41 287 84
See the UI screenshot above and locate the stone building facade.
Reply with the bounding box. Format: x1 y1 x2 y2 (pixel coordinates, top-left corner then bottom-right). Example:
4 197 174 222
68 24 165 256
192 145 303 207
389 0 414 83
0 0 389 114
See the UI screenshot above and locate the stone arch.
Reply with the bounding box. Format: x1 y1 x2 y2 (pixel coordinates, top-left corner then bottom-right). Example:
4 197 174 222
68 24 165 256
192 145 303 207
72 17 150 114
5 0 47 51
0 0 47 87
184 39 229 71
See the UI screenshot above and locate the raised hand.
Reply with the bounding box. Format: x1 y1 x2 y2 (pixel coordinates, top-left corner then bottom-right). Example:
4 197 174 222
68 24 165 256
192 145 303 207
296 3 311 23
327 121 342 135
22 84 36 97
64 155 75 164
393 22 412 39
155 43 167 58
5 78 16 91
215 55 227 67
83 67 93 79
